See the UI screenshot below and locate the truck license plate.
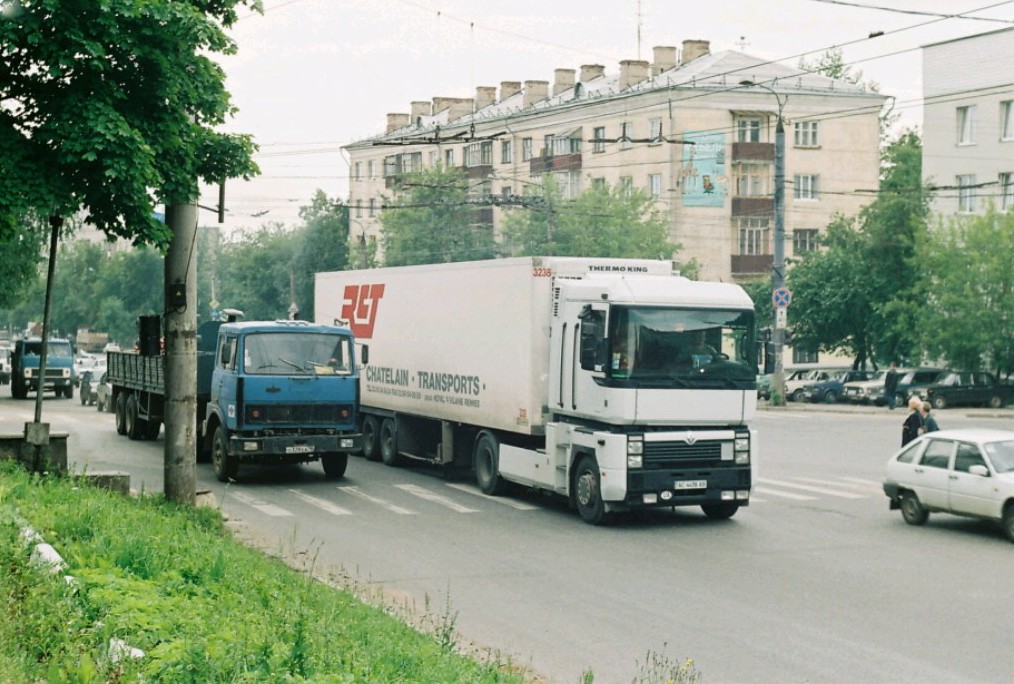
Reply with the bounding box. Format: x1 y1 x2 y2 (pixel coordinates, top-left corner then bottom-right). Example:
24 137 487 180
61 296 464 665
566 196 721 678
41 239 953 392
286 445 315 454
674 480 707 490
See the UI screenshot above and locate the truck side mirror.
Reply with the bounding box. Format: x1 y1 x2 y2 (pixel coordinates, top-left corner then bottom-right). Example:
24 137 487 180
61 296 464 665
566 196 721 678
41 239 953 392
359 344 369 365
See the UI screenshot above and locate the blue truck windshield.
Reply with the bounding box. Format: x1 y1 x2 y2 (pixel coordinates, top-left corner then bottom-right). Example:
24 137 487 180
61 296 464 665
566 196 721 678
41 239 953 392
243 332 354 376
608 307 756 388
21 341 73 358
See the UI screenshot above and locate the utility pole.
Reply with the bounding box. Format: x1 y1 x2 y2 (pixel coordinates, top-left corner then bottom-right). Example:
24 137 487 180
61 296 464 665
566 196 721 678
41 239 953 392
164 201 198 505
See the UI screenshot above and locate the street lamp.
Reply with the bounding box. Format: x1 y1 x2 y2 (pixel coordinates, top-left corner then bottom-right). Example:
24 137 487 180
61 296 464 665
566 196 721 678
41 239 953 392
739 79 787 405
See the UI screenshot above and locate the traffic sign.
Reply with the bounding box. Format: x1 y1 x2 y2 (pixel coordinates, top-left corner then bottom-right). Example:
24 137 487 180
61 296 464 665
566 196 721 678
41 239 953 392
772 287 792 308
775 307 787 329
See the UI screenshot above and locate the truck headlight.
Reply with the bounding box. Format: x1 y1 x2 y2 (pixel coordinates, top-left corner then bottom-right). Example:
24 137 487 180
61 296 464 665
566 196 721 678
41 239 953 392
734 432 750 465
627 436 643 469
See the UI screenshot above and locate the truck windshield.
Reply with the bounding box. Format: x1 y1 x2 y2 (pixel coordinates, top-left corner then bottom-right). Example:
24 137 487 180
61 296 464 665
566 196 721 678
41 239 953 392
21 341 73 358
608 307 756 388
242 332 354 376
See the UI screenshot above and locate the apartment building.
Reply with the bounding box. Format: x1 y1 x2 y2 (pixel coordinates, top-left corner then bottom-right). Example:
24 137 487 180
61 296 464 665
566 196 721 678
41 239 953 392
922 27 1014 217
344 39 886 282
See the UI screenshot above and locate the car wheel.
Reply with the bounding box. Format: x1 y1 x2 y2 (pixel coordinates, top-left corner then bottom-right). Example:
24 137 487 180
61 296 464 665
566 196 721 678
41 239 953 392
701 502 739 520
900 491 928 526
212 426 238 482
791 389 804 402
474 432 505 495
321 453 348 479
1003 503 1014 543
823 390 838 404
931 396 947 410
573 455 608 525
987 395 1003 409
379 418 401 467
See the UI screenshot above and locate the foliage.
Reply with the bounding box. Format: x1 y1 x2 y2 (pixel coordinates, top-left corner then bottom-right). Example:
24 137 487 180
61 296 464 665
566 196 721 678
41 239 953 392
0 462 528 682
797 47 899 138
0 0 261 247
214 222 298 321
501 176 677 259
914 209 1014 376
0 212 46 309
379 165 498 266
294 190 351 317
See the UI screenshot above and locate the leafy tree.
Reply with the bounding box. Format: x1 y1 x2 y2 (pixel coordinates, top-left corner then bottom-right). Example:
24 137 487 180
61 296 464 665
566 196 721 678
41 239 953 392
0 213 46 308
1 0 260 246
380 166 497 266
914 209 1014 376
216 222 297 320
293 190 350 317
798 47 899 137
501 176 676 259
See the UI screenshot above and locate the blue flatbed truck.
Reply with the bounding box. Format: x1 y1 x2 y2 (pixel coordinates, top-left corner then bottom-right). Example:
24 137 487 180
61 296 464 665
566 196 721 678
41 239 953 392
107 318 363 481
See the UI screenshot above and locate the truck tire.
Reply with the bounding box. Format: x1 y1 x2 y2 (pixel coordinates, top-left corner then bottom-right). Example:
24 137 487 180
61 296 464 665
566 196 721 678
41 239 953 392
144 420 161 440
573 455 608 525
361 415 381 461
701 502 739 520
63 385 73 399
321 453 348 479
11 379 26 399
212 426 238 482
115 394 128 435
474 432 506 495
379 418 402 467
125 395 145 441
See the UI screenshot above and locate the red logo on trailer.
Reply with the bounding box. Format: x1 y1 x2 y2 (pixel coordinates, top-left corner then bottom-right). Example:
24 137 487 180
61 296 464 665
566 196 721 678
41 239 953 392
341 284 385 339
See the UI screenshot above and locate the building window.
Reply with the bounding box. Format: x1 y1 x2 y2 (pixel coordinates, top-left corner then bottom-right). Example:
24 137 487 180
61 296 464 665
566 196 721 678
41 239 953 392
522 138 533 161
1000 172 1013 212
619 176 633 196
543 135 554 158
552 134 581 155
591 177 606 191
734 163 768 197
794 121 819 147
649 117 663 142
501 186 513 201
957 174 977 213
367 160 375 179
355 200 363 218
403 152 422 173
444 149 455 167
648 173 662 199
620 122 632 149
555 170 580 199
464 141 492 167
957 105 977 145
368 198 376 218
428 151 438 167
501 140 512 164
738 218 769 255
353 162 362 180
592 126 605 153
793 229 818 253
1001 101 1014 141
737 118 761 143
793 346 818 365
793 174 819 200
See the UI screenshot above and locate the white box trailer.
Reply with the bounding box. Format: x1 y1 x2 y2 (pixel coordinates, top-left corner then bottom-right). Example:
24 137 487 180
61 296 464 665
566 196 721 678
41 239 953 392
316 257 758 524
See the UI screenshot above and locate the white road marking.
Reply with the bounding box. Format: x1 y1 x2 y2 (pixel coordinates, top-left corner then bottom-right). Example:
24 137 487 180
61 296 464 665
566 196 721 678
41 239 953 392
758 478 865 499
286 489 352 516
394 483 478 513
753 486 816 501
227 490 293 517
445 482 540 510
338 486 416 514
794 477 882 494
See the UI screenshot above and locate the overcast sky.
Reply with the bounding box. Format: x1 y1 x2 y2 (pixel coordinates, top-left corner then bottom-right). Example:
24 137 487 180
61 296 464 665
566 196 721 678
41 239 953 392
199 0 1013 234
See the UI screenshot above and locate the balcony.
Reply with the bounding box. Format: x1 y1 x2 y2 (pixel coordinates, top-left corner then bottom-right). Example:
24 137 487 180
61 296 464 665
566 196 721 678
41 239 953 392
731 196 773 218
732 142 774 162
731 254 773 276
530 152 582 175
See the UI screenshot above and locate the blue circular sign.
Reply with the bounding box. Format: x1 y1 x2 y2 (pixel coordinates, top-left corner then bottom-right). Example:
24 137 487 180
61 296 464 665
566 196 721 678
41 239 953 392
772 287 792 308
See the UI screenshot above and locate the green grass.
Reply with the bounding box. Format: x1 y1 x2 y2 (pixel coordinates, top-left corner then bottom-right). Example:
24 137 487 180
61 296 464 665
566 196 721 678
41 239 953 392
0 461 529 683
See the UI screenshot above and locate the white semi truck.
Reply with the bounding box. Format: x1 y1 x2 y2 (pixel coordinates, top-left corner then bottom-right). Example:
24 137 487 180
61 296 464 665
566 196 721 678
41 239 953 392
315 257 758 524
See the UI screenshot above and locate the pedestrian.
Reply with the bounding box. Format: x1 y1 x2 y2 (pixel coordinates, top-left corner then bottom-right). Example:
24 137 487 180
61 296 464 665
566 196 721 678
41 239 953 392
920 401 939 433
901 396 923 446
884 362 899 410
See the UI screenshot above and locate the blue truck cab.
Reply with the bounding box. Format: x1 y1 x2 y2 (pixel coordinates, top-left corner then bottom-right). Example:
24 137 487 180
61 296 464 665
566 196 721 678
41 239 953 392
10 337 75 399
203 319 364 482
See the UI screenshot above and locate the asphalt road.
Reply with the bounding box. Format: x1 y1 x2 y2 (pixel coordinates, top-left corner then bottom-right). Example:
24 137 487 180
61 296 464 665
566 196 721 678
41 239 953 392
3 395 1012 683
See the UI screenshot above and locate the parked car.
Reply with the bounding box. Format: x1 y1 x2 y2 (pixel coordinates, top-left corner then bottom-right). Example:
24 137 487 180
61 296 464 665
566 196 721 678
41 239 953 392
94 372 112 412
785 368 834 402
892 367 946 405
924 371 1013 409
802 369 875 404
756 373 772 400
844 369 894 405
883 428 1014 542
79 369 97 406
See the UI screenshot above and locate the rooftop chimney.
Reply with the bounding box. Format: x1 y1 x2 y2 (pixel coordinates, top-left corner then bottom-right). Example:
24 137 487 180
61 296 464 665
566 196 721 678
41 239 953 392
580 64 605 82
475 86 497 110
681 39 710 64
651 46 677 76
619 59 649 90
500 80 522 101
523 80 549 109
553 68 576 96
432 96 475 122
386 113 410 133
410 101 430 124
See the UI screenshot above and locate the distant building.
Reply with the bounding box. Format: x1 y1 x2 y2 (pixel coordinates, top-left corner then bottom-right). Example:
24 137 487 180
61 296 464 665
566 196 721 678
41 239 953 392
344 39 887 283
922 27 1014 217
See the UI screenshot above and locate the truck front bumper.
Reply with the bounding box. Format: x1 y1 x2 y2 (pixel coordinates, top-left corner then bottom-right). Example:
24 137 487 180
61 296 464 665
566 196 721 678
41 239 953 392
229 432 363 463
622 467 752 509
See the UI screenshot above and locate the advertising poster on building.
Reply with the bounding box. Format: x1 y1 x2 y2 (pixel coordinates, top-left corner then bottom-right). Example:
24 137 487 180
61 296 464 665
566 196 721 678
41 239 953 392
681 131 727 207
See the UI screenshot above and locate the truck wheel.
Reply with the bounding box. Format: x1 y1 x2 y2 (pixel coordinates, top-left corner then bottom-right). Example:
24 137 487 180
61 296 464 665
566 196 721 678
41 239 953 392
321 453 348 479
115 394 128 435
573 455 608 525
11 379 25 399
379 418 402 467
212 426 238 482
701 502 739 520
63 385 73 399
144 420 161 440
474 432 506 495
125 396 144 440
362 415 381 461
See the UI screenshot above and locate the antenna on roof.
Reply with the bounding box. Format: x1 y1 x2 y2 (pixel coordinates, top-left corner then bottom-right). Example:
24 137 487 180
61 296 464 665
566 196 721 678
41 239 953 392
736 35 750 51
636 0 643 61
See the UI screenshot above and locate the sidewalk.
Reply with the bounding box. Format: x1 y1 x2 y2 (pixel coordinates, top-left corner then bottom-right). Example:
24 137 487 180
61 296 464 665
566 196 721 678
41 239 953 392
759 399 1013 420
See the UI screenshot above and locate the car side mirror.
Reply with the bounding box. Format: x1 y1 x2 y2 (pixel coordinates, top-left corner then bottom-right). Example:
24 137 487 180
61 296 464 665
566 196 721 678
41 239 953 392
968 464 989 477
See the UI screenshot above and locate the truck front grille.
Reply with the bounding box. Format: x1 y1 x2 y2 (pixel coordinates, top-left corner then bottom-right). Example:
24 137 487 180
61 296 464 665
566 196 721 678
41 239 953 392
245 403 353 426
643 440 723 469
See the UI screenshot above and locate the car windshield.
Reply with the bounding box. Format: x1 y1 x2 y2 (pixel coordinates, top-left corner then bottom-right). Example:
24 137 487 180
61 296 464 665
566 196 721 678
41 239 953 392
242 332 354 376
984 440 1014 473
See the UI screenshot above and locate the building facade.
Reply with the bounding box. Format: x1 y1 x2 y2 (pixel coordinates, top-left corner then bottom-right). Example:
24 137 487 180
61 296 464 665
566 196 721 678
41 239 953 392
345 39 886 283
922 27 1014 217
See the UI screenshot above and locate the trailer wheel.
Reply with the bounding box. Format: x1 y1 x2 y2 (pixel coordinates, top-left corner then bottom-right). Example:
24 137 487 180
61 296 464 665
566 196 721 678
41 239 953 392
474 432 506 495
115 394 128 435
212 426 238 482
321 453 348 479
125 395 144 441
573 455 608 525
144 420 161 440
362 415 381 461
379 418 402 467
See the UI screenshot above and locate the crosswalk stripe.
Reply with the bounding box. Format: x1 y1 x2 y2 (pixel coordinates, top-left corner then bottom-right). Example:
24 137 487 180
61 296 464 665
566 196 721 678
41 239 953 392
394 484 479 513
795 477 882 494
445 482 540 510
753 486 816 501
337 486 417 514
227 490 293 516
286 489 352 516
758 478 866 499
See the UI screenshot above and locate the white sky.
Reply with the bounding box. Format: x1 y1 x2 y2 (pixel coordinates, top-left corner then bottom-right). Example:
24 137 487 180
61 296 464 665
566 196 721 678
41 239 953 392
198 0 1014 234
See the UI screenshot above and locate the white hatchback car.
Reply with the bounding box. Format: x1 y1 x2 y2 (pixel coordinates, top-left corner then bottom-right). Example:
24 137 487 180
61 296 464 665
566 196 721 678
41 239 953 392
883 428 1014 542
